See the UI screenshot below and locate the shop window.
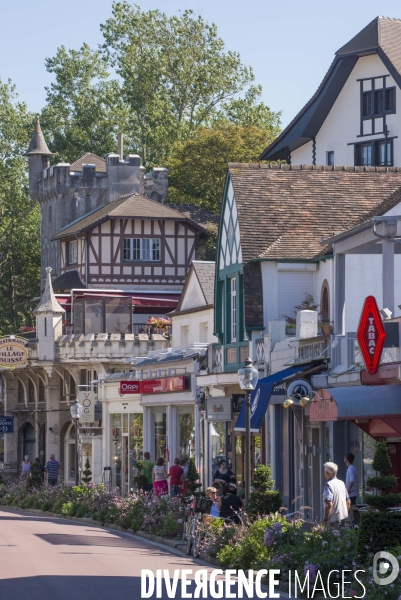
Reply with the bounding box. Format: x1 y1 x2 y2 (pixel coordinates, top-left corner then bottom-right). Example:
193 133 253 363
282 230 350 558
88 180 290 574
111 414 122 489
179 412 195 459
154 411 166 461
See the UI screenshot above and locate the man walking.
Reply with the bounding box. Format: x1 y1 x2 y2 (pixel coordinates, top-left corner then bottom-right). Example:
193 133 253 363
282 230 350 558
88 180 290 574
45 454 60 486
141 452 154 492
322 462 350 526
169 458 184 497
344 452 359 505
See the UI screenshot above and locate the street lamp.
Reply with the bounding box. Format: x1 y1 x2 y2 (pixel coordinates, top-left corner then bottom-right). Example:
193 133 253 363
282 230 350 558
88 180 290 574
238 357 259 510
70 400 82 486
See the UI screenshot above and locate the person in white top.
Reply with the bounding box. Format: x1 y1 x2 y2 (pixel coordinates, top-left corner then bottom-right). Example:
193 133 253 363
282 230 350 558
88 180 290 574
344 452 359 505
322 462 350 526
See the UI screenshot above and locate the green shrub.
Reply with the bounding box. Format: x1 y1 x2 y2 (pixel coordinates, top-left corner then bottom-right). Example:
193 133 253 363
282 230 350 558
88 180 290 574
81 456 92 484
41 500 53 512
363 493 401 509
187 458 201 495
248 464 282 518
372 441 392 474
366 475 397 492
61 502 74 516
357 511 401 561
21 495 36 509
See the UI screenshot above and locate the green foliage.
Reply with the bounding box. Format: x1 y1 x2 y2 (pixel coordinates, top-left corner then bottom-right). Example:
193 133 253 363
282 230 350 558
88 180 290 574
372 441 392 475
0 79 39 335
27 460 42 490
186 457 201 495
357 511 401 561
283 293 319 325
40 43 129 164
366 475 397 492
167 123 279 214
363 493 401 509
248 464 282 518
81 456 92 484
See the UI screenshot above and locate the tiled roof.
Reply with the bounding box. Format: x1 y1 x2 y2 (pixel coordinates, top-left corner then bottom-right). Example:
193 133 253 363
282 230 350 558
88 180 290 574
193 261 215 305
52 195 209 240
166 204 219 232
70 152 106 172
228 164 401 328
229 164 401 262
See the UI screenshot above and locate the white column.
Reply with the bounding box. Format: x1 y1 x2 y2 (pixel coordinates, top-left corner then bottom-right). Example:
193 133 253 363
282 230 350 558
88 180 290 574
167 405 177 466
143 406 153 460
382 238 395 314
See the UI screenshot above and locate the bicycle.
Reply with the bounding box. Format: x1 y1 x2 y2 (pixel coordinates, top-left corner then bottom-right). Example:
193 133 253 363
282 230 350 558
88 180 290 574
181 496 194 544
185 496 213 557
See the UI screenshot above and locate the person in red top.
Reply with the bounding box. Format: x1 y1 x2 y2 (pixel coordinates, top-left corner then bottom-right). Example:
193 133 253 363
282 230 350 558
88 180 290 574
169 458 184 497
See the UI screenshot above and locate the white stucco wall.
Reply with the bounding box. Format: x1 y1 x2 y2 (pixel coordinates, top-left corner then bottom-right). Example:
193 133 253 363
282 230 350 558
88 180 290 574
172 308 217 345
291 54 400 167
180 270 206 311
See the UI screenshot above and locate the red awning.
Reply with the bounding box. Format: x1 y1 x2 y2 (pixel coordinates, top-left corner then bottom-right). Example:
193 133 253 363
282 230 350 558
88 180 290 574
55 295 71 309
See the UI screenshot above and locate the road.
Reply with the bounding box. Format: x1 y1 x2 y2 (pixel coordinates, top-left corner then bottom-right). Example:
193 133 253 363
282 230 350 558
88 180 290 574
0 509 288 600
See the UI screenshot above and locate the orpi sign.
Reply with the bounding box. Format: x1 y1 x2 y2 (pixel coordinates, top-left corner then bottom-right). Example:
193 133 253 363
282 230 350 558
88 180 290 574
357 296 386 374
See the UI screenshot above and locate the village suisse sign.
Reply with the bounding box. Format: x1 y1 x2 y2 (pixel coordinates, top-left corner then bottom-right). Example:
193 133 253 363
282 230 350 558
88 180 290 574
0 336 29 369
357 296 386 374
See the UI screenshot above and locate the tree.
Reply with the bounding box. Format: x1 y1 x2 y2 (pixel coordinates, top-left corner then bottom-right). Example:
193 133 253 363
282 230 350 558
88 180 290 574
166 122 280 214
0 78 39 335
248 464 282 518
82 455 92 484
101 3 261 165
40 44 129 164
283 293 319 325
186 457 201 495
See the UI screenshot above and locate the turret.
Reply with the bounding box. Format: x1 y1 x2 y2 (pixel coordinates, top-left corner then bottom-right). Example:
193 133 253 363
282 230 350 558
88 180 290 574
24 115 54 201
34 267 65 361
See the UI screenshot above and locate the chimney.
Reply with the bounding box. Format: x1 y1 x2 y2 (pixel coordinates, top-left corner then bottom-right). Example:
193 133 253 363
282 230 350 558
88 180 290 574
106 154 141 203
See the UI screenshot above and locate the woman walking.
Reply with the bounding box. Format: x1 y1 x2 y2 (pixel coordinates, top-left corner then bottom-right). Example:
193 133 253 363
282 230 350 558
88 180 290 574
152 457 169 496
20 455 31 479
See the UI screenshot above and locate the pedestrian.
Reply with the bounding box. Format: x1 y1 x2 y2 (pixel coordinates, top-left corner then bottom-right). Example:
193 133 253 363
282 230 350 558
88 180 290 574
322 462 350 526
218 483 243 523
20 455 31 479
344 452 359 505
152 457 169 496
141 452 154 492
213 459 236 487
180 457 189 496
34 457 45 482
206 486 219 517
169 457 184 497
45 454 60 486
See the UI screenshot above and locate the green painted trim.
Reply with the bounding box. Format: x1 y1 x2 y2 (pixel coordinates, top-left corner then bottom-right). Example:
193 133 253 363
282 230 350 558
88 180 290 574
251 254 333 263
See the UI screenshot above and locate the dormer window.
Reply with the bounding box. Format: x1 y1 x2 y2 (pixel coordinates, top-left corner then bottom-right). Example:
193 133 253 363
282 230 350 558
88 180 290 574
359 76 396 138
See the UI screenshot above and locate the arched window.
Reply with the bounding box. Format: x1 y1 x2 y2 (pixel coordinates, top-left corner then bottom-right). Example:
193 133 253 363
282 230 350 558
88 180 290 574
320 280 330 321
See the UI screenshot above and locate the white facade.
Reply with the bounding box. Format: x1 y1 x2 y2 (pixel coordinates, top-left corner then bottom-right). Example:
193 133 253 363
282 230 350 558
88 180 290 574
291 54 400 166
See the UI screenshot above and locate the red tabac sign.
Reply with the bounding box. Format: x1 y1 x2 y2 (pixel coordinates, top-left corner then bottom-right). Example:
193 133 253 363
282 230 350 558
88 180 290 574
119 376 185 395
357 296 386 374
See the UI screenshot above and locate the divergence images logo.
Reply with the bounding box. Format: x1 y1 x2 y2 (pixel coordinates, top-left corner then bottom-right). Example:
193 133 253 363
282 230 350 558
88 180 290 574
373 551 400 586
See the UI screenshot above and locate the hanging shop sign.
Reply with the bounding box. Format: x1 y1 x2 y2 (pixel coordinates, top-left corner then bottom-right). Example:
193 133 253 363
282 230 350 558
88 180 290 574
0 336 28 369
286 379 313 399
206 397 232 421
357 296 386 374
119 376 185 395
78 390 95 423
0 416 14 433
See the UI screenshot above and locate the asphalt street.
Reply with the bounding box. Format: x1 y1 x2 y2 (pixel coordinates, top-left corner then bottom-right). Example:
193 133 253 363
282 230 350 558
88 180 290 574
0 509 288 600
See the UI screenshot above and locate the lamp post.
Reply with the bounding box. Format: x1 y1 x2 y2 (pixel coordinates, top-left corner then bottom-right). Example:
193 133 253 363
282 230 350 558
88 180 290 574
238 357 259 510
70 400 82 486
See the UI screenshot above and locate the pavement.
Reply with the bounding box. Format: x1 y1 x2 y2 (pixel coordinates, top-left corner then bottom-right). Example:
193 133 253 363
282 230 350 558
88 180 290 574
0 509 289 600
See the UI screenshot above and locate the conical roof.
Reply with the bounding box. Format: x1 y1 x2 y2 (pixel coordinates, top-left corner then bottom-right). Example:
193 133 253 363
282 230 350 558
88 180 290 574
24 115 54 157
34 267 65 314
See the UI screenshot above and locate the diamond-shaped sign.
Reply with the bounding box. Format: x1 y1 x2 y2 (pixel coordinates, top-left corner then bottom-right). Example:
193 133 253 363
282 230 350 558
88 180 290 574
357 296 386 374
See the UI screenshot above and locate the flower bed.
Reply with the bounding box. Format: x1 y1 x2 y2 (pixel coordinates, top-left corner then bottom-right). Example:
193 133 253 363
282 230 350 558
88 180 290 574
1 481 401 599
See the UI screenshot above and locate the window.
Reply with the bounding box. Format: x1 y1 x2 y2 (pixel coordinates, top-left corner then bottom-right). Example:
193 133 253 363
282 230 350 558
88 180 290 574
386 88 396 112
327 151 334 166
181 325 189 345
362 92 372 116
68 239 78 265
359 143 372 166
230 277 237 342
123 238 160 261
377 140 392 166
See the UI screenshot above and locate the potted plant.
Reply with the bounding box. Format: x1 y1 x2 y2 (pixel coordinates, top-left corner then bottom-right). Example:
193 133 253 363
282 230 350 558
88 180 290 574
320 320 333 335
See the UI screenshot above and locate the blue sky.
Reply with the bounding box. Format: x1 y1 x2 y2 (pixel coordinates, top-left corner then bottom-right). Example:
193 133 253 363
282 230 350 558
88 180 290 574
2 1 401 127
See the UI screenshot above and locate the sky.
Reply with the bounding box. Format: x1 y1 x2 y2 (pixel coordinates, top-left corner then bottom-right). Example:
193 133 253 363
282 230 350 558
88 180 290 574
2 0 401 128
